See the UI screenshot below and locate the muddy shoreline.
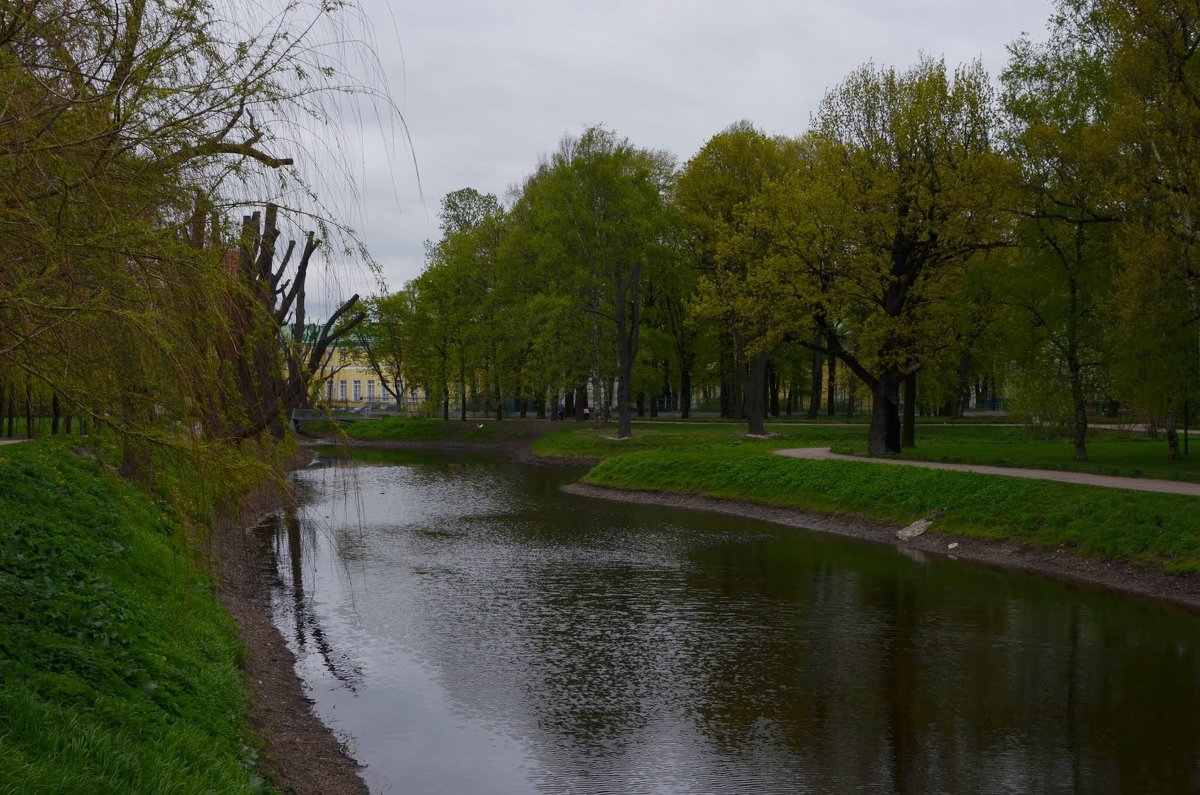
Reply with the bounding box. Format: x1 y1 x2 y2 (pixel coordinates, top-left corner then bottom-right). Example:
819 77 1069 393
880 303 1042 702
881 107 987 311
209 475 369 795
564 482 1200 612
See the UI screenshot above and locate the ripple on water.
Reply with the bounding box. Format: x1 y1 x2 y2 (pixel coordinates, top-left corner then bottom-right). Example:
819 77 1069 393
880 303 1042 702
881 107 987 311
273 455 1200 795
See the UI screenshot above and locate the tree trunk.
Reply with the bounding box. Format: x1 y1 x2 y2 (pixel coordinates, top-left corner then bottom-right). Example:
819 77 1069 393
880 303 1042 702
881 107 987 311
1068 358 1088 462
954 352 970 419
51 393 60 435
24 380 33 439
720 330 740 419
574 385 588 422
636 392 645 417
868 371 902 454
826 353 837 416
456 357 465 422
807 345 822 419
768 363 780 417
743 350 768 436
536 398 546 419
1166 410 1181 460
679 368 692 419
901 373 916 449
846 388 856 417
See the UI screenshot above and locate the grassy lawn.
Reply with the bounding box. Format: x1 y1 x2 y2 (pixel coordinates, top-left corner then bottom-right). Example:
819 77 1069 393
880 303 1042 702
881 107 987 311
583 449 1200 572
0 440 268 793
533 420 1200 573
829 426 1200 483
533 421 866 459
335 415 552 445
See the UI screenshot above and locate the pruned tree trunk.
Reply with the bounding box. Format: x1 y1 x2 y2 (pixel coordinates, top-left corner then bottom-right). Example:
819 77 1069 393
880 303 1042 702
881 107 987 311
224 205 365 440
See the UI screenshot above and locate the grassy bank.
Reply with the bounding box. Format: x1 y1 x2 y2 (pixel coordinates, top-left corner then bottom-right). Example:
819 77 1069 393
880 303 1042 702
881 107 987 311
533 422 1200 573
321 415 549 445
0 440 272 793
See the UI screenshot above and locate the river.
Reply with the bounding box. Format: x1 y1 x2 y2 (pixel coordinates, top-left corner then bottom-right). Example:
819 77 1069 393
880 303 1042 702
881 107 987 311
260 448 1200 794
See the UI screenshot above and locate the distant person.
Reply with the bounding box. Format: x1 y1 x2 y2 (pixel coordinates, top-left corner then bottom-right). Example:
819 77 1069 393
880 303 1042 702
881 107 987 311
583 406 591 420
557 404 564 421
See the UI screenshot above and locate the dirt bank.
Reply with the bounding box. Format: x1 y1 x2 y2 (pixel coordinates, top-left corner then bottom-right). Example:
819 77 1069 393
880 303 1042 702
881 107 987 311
209 479 368 795
564 482 1200 612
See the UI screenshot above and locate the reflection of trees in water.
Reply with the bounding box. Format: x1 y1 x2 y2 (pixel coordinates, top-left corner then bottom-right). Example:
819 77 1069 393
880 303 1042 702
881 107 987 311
264 458 1200 793
260 509 362 692
677 539 1200 793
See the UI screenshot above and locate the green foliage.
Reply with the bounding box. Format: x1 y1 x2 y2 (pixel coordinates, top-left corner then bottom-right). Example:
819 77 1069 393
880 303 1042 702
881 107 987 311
345 416 451 441
580 445 1200 573
0 441 261 792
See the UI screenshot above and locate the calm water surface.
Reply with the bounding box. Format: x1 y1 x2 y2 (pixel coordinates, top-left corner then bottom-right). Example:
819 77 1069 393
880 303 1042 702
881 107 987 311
262 449 1200 794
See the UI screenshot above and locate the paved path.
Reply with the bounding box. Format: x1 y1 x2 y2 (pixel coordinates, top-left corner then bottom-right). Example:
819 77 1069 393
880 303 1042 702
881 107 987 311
775 447 1200 497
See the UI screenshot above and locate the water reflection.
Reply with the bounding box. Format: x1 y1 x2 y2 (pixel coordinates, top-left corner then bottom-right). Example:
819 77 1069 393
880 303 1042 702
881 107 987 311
265 450 1200 794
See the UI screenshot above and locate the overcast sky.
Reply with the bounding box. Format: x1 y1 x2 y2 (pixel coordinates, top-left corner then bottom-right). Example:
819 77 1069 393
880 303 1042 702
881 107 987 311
308 1 1057 309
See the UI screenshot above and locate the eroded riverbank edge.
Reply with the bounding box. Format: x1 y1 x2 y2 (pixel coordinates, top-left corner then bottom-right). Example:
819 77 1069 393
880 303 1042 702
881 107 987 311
208 473 369 795
563 482 1200 612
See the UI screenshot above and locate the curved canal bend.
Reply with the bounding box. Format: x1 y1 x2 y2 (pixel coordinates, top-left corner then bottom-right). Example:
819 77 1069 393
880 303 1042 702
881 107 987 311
260 448 1200 794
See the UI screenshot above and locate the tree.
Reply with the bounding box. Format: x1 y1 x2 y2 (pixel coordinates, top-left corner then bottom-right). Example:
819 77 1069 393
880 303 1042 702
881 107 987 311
526 127 672 438
1088 0 1200 456
0 0 397 464
677 121 796 434
766 59 1010 454
1001 22 1120 461
358 292 411 406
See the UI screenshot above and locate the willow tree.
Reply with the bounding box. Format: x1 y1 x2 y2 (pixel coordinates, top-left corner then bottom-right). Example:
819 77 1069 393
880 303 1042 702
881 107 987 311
0 0 398 461
808 58 1011 454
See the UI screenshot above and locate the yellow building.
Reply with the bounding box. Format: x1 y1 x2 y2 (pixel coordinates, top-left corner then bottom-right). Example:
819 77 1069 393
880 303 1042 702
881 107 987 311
313 344 398 408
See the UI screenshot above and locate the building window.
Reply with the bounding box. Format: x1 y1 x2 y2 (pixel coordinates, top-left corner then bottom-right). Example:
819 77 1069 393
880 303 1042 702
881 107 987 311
367 380 375 401
353 380 362 401
339 380 347 401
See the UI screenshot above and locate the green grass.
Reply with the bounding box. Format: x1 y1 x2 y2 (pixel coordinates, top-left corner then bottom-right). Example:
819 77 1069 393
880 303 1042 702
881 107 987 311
0 440 267 794
532 420 1200 574
831 428 1200 482
535 419 1199 482
344 416 450 441
583 449 1200 572
533 421 865 459
342 415 555 443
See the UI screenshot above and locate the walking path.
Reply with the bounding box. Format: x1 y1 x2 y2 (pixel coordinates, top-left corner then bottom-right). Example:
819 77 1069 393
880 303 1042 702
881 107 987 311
775 447 1200 497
